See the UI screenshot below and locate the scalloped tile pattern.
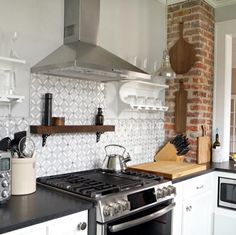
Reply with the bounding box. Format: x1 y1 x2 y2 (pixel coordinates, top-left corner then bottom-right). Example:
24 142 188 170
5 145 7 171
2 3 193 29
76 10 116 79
0 74 165 177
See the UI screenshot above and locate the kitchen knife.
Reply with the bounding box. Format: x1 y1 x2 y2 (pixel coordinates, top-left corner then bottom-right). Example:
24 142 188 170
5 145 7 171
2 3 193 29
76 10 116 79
177 147 190 156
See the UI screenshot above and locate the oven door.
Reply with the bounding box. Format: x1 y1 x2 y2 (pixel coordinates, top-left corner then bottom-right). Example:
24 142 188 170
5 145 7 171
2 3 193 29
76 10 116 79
97 200 175 235
218 177 236 210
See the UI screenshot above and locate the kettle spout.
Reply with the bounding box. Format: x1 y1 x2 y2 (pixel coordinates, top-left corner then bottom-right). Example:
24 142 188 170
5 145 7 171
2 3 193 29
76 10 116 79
123 152 131 163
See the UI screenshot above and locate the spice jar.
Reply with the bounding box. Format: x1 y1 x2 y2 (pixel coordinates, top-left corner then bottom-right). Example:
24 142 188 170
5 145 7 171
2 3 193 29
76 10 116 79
95 107 104 125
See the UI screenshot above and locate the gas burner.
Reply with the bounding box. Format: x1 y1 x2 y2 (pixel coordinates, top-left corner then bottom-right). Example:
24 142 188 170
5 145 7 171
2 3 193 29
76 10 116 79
37 168 175 223
123 170 164 181
37 169 164 198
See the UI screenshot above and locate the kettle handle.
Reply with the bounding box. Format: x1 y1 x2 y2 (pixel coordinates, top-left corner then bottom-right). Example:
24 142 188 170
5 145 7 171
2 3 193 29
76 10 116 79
105 144 126 156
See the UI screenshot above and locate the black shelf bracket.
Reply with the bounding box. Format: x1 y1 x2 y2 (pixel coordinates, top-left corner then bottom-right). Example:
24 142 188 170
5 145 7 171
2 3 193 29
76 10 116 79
42 134 50 147
96 132 102 142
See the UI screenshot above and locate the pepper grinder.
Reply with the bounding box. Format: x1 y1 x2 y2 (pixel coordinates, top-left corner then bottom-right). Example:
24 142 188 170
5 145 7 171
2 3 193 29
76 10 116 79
95 107 104 125
43 93 53 126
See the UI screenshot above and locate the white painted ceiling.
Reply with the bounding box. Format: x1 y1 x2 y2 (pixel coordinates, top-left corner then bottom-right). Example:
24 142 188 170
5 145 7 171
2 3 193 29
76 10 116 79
159 0 236 8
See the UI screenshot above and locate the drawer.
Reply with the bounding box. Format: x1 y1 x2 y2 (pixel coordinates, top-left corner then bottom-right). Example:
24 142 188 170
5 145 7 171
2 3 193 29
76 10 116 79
182 173 213 199
3 224 47 235
47 210 88 235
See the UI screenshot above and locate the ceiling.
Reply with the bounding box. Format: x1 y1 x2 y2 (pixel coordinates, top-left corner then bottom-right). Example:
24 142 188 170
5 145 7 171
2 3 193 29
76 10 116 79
158 0 236 8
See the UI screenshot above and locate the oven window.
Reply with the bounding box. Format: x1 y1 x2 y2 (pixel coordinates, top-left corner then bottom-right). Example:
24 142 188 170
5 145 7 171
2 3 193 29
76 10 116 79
106 201 172 235
221 183 236 204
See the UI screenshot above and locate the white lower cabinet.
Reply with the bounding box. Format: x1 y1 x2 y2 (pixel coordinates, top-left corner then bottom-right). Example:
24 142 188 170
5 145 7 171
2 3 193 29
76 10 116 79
3 224 47 235
214 212 236 235
47 210 88 235
172 173 214 235
182 191 212 235
213 171 236 235
3 210 88 235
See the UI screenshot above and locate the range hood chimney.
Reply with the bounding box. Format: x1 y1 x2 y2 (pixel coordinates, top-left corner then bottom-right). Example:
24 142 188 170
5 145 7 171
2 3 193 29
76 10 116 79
31 0 151 81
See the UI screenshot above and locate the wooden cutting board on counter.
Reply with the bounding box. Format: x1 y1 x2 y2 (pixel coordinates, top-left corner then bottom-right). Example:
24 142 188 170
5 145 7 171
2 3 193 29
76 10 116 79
197 125 211 164
129 161 206 179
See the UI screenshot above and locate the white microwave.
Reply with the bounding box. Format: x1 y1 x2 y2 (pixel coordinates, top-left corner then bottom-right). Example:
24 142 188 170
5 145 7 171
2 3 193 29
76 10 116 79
218 176 236 210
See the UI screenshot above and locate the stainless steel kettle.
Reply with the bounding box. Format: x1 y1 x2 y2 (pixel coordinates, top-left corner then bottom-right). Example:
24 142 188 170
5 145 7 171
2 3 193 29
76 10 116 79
102 144 131 172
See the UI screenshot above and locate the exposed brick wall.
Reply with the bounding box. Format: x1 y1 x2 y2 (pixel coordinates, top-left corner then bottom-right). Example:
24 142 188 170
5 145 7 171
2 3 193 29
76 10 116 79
165 0 214 162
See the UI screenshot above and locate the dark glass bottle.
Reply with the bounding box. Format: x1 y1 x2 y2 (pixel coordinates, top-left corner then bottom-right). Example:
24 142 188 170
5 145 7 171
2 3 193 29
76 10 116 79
213 128 220 149
95 107 104 125
43 93 53 126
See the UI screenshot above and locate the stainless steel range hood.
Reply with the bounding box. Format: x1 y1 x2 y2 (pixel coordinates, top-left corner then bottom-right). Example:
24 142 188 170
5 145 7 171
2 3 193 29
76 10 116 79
31 0 151 81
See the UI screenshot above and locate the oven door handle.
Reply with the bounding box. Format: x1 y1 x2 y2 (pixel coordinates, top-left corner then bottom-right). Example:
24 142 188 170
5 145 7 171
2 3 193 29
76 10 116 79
108 202 176 233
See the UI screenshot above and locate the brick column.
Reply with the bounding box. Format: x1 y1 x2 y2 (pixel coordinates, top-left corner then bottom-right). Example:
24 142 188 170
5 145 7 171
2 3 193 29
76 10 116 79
165 0 215 162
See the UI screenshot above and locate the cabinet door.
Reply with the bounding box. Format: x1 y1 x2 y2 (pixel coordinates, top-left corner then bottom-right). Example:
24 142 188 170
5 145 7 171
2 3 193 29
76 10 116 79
214 212 236 235
47 210 88 235
182 191 212 235
171 182 183 235
3 224 46 235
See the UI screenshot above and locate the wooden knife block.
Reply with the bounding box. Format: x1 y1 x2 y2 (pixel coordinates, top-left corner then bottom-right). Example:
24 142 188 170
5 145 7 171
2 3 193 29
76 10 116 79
154 142 184 162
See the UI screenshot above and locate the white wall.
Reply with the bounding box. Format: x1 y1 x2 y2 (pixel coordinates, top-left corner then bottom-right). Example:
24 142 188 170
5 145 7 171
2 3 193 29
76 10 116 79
0 0 165 117
214 20 236 160
98 0 165 74
215 4 236 22
0 0 64 116
232 38 236 68
231 68 236 94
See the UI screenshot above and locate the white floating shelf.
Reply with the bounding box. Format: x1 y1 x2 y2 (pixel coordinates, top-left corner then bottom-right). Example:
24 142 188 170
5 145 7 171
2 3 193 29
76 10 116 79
0 56 26 65
0 95 25 103
118 80 169 113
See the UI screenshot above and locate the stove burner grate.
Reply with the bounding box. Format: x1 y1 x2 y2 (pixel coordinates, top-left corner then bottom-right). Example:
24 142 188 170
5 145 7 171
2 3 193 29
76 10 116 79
37 169 164 198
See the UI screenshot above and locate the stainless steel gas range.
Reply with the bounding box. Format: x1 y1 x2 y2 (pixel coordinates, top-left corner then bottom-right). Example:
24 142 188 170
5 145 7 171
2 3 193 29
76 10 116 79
37 169 176 235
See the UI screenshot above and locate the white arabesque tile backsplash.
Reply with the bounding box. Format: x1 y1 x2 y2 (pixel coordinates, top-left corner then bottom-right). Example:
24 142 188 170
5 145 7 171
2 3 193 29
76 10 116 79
0 74 165 177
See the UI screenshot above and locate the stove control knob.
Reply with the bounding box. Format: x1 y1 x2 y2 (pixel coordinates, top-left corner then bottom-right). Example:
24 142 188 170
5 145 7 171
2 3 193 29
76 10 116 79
1 179 9 188
103 205 113 217
0 173 5 178
162 187 169 197
1 190 9 199
117 200 130 211
167 185 176 195
156 189 164 198
111 202 122 214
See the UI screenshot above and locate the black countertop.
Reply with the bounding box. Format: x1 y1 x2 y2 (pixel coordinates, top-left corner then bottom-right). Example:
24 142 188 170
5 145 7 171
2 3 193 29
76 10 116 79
172 159 236 183
212 159 236 173
0 184 94 234
1 160 236 234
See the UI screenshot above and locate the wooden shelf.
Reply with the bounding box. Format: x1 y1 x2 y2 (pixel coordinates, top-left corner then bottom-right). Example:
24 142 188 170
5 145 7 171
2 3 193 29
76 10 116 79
30 125 115 134
30 125 115 146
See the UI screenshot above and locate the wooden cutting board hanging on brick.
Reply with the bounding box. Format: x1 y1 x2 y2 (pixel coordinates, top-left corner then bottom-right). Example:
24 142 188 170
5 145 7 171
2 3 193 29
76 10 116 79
169 22 196 74
175 80 187 133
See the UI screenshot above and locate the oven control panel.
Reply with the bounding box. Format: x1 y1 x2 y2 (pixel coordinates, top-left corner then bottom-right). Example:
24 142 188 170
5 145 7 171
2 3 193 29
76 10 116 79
98 182 176 223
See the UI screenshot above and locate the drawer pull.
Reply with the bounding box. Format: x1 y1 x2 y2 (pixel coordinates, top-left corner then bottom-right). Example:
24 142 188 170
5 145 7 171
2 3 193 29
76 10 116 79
196 185 204 190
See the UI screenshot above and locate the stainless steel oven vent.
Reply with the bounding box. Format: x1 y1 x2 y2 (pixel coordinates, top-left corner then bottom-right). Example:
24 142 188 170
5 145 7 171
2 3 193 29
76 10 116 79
31 0 150 81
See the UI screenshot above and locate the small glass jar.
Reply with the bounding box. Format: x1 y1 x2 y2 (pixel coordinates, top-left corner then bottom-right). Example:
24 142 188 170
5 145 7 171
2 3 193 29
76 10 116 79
0 70 15 95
